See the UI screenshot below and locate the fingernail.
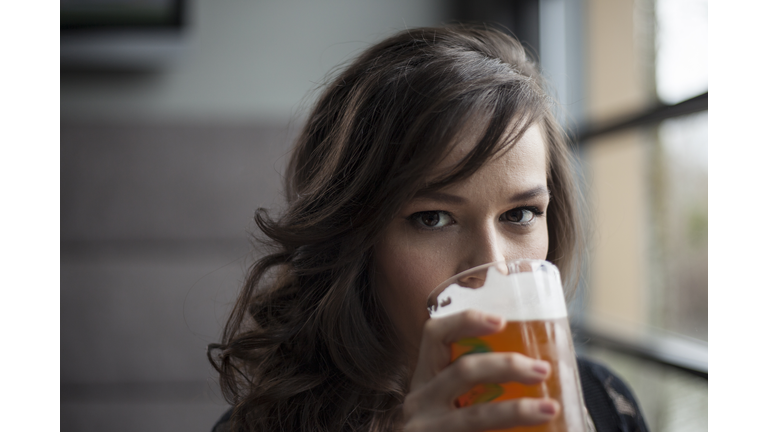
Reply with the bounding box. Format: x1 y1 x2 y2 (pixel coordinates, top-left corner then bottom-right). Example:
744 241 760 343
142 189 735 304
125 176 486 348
539 400 556 415
533 360 550 375
484 313 503 325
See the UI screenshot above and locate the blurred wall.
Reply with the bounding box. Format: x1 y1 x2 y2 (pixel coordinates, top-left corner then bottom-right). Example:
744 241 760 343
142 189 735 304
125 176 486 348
582 0 655 333
62 0 446 122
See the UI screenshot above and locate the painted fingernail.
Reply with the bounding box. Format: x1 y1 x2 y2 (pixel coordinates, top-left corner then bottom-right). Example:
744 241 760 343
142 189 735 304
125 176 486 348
533 360 550 375
539 400 556 415
484 313 503 325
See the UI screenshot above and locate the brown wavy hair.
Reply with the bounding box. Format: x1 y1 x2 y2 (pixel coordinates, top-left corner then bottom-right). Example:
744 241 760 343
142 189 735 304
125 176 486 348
208 25 585 432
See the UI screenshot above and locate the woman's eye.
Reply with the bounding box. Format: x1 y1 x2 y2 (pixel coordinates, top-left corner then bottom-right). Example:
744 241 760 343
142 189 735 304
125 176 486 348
501 207 540 225
411 211 453 229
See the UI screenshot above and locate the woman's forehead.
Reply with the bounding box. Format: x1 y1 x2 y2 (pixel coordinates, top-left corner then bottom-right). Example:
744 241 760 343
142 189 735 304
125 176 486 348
427 122 545 184
406 125 549 212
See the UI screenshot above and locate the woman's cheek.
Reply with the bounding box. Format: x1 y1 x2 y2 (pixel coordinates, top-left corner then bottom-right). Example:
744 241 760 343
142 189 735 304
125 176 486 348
518 231 549 261
532 222 550 260
373 230 456 351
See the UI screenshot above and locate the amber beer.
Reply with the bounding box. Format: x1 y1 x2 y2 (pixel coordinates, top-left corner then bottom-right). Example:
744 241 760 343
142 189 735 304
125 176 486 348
452 318 580 432
428 260 587 432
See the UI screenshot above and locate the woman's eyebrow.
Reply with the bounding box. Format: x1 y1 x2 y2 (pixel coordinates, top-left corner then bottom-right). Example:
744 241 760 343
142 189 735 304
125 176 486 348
412 186 550 204
412 191 467 204
509 186 550 202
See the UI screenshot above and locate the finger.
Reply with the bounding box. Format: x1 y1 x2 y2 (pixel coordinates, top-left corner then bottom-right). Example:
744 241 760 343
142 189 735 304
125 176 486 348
411 310 505 389
424 352 551 406
410 398 560 432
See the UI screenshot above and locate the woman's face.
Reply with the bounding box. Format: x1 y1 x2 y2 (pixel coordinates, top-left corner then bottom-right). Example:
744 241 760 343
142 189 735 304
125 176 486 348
372 124 550 367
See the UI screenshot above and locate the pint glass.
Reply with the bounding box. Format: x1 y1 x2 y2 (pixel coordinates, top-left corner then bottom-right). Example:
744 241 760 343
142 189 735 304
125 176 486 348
427 259 589 432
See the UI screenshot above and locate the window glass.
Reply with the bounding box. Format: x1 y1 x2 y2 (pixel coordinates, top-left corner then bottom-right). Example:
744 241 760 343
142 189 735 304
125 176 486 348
655 0 708 104
650 111 708 340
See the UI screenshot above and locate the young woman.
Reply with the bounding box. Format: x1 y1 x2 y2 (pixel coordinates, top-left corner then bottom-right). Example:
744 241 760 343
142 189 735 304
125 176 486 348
208 25 648 432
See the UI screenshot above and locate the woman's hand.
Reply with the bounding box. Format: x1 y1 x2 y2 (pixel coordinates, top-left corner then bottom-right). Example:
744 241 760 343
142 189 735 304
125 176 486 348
402 310 559 432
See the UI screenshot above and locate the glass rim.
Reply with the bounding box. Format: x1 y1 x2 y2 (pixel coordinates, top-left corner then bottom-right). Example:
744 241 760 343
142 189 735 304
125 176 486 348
426 258 553 308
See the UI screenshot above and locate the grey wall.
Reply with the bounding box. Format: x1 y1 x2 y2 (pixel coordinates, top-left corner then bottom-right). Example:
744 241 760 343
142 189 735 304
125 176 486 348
60 122 296 431
61 2 447 431
62 0 446 122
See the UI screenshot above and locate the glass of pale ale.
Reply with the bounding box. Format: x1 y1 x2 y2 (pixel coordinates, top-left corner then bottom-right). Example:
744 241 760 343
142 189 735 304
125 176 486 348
427 259 589 432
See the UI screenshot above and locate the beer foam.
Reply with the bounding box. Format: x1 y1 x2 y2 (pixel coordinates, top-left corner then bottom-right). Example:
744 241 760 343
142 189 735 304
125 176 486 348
429 265 568 320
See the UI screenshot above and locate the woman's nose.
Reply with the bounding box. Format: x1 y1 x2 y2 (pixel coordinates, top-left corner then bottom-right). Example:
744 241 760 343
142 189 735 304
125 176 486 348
458 222 508 281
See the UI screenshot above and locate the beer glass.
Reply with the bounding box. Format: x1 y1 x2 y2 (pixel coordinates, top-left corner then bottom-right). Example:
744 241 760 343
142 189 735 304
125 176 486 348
427 259 589 432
